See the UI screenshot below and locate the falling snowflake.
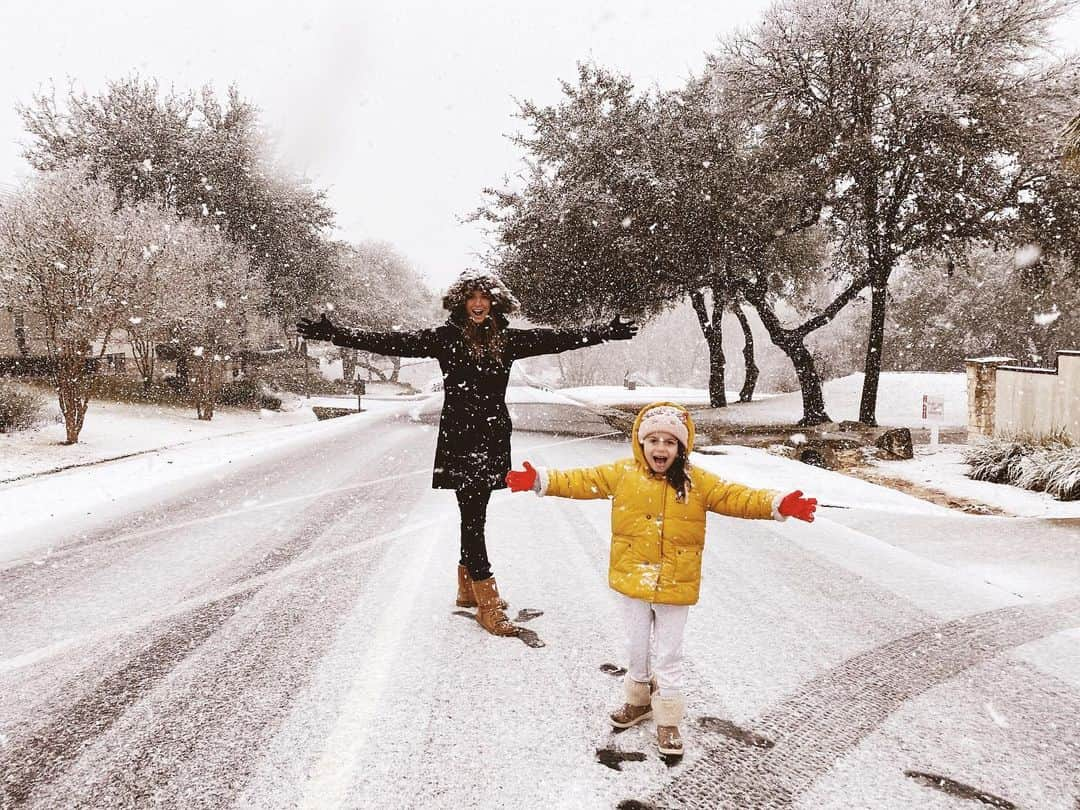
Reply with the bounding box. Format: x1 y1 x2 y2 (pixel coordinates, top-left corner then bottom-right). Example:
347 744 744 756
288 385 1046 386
1014 244 1042 269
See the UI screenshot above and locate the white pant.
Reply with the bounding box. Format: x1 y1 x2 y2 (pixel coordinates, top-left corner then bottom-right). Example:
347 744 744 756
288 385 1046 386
618 593 690 697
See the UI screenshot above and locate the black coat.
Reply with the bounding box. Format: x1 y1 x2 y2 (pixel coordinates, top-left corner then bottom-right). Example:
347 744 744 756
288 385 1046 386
332 318 607 490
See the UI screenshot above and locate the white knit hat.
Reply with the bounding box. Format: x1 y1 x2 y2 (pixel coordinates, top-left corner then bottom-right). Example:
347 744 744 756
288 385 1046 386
637 405 689 448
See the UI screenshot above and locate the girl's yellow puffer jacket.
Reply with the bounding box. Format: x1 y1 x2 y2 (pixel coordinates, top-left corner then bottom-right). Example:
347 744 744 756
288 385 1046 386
540 402 780 605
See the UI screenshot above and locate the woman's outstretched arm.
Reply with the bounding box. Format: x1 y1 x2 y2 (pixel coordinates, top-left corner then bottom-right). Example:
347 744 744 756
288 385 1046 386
296 314 441 358
507 316 637 361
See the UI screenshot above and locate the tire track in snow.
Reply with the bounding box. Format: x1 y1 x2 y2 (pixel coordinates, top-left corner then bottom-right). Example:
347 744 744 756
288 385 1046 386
1 424 433 807
635 596 1080 809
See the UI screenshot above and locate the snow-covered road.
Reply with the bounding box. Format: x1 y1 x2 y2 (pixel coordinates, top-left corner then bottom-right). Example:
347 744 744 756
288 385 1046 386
2 405 1078 809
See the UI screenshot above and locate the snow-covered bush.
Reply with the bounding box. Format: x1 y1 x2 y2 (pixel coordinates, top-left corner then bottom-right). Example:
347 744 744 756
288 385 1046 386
965 433 1079 500
217 379 282 411
1042 450 1080 501
0 379 45 433
964 438 1032 484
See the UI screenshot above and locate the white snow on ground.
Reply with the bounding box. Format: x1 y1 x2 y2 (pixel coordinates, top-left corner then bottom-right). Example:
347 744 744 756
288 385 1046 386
564 372 967 428
874 444 1080 518
559 385 719 406
0 394 422 482
690 445 947 516
0 398 423 564
1 400 314 481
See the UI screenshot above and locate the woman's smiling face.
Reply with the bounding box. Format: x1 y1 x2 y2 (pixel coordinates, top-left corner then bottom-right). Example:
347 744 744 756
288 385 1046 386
642 432 680 474
465 290 492 323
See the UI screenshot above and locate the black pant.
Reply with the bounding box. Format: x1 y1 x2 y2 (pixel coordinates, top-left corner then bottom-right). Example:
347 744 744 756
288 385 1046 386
456 486 493 581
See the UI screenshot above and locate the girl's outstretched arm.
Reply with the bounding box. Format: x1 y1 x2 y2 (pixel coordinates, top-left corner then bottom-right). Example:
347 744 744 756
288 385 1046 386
699 470 817 522
505 459 628 499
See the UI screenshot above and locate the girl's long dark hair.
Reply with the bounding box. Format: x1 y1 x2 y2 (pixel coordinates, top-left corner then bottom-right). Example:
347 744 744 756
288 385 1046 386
667 443 693 503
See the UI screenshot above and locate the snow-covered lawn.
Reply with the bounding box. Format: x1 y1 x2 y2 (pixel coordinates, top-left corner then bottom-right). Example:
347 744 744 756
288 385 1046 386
873 444 1080 519
0 393 428 482
564 372 967 429
559 385 718 407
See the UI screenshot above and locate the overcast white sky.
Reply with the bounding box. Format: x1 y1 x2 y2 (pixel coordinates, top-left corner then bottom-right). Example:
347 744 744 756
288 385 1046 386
2 0 1079 290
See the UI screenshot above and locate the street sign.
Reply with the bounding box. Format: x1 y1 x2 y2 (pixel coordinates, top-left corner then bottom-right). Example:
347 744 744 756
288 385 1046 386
921 394 944 421
921 394 944 446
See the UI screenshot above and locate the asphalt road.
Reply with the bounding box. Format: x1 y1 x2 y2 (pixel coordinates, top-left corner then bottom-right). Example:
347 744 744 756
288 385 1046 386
2 405 1078 809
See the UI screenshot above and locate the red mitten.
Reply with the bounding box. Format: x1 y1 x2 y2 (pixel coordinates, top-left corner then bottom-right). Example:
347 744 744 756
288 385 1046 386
779 490 817 522
505 461 538 493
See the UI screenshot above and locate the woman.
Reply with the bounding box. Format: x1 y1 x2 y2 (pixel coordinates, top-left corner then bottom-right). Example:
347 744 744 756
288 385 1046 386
296 269 637 637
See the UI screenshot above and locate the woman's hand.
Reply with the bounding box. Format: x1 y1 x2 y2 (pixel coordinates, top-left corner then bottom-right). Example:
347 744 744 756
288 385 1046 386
778 490 817 522
296 313 338 342
602 315 638 341
505 461 538 492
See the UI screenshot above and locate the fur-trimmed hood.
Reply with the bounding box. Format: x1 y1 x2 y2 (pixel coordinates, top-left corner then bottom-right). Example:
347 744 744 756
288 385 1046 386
441 269 521 315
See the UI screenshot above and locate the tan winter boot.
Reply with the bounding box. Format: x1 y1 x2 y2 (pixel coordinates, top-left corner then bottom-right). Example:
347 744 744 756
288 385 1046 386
471 577 517 637
652 694 685 756
610 678 653 728
456 565 506 609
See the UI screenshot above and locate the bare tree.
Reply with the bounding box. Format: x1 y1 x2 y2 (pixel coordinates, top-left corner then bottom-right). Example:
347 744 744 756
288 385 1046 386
162 222 262 420
0 165 171 442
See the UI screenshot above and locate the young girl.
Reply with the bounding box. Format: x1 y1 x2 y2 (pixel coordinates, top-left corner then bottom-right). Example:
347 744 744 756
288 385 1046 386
505 402 816 755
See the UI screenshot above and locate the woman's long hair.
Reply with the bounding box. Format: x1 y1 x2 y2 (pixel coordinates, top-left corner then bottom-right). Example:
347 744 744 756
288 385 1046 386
666 443 693 503
451 303 507 364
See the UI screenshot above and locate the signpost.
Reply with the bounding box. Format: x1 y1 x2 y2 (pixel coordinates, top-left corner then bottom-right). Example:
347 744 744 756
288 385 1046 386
921 394 944 446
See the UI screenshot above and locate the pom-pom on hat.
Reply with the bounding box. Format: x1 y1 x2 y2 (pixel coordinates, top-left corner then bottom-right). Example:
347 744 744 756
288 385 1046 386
637 405 689 448
442 269 521 314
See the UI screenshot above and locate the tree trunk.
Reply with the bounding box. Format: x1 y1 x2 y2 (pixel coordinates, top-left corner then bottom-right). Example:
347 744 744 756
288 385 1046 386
786 339 830 426
732 304 758 402
690 288 727 408
175 353 191 391
342 348 357 384
858 278 889 425
356 360 390 382
55 348 91 444
745 296 831 425
131 333 156 389
194 355 218 421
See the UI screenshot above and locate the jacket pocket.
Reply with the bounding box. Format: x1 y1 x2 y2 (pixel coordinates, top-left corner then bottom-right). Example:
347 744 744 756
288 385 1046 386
671 547 703 584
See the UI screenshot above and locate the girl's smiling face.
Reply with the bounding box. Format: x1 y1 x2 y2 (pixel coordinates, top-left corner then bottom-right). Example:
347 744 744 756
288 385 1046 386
465 290 493 323
642 432 680 474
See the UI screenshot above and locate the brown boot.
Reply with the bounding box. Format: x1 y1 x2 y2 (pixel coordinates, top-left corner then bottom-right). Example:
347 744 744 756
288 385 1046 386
610 678 653 728
471 577 517 637
456 565 507 609
653 694 685 756
456 564 476 607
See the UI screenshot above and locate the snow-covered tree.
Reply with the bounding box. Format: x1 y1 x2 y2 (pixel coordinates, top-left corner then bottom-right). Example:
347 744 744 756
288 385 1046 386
480 65 840 422
721 0 1080 423
18 75 335 325
323 241 437 383
160 222 262 420
889 247 1080 369
0 165 173 443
